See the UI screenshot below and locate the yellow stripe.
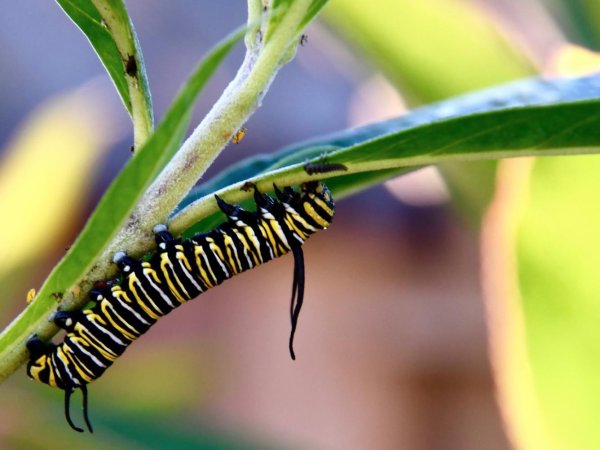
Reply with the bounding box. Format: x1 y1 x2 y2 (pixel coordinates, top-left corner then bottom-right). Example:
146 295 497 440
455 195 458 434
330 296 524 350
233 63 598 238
48 360 58 387
159 253 187 303
257 220 276 253
304 202 330 228
193 245 216 287
207 238 226 263
61 343 94 383
269 219 291 255
242 226 264 263
100 301 137 340
312 195 334 217
284 215 309 241
127 274 161 320
234 228 260 265
261 218 288 256
176 246 193 271
29 357 49 384
209 241 230 277
222 234 242 273
73 325 118 360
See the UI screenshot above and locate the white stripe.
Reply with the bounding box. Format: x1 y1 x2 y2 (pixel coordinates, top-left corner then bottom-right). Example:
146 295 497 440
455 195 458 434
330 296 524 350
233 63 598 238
51 351 73 385
133 279 163 314
178 257 203 292
145 270 176 307
54 345 80 384
104 302 140 335
73 341 106 368
83 319 127 347
112 295 151 326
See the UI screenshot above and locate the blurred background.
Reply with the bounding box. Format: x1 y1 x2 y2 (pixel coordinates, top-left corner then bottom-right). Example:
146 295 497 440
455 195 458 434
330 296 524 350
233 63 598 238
1 0 599 448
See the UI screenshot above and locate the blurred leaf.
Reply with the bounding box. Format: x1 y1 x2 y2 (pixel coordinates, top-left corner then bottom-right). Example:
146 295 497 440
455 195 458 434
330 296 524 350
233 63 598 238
545 0 600 50
173 73 600 234
96 344 212 415
518 156 600 449
0 26 245 383
57 0 131 114
484 154 600 449
299 0 330 30
0 85 114 280
435 160 498 224
326 0 534 104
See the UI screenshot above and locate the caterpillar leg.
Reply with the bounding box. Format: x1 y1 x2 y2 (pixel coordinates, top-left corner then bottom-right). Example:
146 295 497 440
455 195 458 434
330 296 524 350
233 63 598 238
51 310 78 331
51 319 94 433
153 224 176 249
113 251 142 275
26 335 93 433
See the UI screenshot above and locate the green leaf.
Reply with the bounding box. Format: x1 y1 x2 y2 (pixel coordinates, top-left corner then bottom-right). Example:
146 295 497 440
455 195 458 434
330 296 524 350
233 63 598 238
56 0 154 143
518 156 600 448
485 154 600 449
56 0 129 112
0 26 245 383
299 0 331 30
546 0 600 50
171 73 600 235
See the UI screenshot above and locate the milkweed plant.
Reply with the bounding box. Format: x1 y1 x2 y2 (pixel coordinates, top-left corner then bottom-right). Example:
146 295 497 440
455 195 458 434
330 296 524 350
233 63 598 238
2 0 600 448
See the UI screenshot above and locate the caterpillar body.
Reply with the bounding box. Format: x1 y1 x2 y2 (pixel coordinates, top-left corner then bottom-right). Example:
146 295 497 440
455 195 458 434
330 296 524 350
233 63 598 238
26 182 335 433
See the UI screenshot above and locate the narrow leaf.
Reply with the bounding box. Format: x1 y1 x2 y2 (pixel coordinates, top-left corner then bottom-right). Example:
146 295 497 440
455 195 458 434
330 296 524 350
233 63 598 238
56 0 132 113
56 0 154 143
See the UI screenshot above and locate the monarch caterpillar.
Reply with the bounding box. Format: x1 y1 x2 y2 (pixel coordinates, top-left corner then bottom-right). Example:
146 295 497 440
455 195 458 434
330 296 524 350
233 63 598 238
26 181 335 433
303 161 347 176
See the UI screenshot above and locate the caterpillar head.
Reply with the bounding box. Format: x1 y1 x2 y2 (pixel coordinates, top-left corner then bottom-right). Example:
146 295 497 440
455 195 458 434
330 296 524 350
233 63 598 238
301 181 334 211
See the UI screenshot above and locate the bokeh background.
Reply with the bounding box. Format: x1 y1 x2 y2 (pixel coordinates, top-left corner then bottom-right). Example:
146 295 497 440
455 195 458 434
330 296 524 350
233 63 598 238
1 1 598 449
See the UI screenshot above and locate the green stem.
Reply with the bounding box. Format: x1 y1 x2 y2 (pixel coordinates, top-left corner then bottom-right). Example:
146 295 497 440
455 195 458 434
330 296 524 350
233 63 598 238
246 0 264 49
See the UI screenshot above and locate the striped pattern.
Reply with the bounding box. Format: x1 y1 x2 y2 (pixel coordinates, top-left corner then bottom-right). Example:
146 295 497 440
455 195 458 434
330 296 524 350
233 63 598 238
26 181 334 432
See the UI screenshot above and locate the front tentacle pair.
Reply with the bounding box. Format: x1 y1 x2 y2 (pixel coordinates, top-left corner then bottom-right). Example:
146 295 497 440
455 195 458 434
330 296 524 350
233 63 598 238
27 323 93 433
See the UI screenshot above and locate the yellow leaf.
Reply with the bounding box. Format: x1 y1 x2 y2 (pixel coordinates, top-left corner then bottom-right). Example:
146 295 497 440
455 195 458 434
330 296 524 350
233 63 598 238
0 83 119 277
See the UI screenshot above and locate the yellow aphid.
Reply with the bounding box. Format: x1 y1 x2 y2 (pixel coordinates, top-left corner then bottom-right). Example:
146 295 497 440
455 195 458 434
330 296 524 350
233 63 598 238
232 127 247 144
26 288 36 304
